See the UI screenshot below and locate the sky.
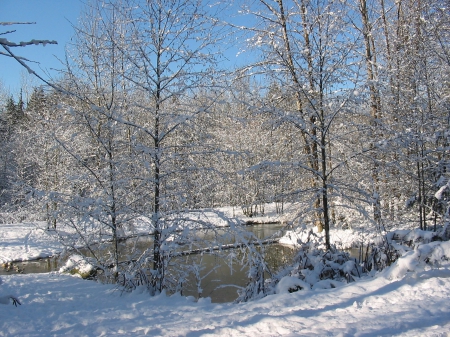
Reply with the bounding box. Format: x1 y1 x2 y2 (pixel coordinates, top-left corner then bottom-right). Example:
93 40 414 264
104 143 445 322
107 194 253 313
0 1 254 100
0 0 83 96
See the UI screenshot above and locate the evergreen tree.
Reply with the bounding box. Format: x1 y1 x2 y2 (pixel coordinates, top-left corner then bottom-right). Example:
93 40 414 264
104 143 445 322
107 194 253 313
27 87 46 115
4 92 25 126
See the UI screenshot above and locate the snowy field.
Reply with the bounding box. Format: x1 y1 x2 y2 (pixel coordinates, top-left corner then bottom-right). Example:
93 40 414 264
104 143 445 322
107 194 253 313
1 207 450 336
1 264 450 336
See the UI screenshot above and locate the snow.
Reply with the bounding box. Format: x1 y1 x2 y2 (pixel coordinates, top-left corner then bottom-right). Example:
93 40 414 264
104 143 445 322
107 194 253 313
59 254 95 276
0 223 62 263
381 241 450 280
279 226 376 250
275 276 311 294
1 264 450 336
1 208 450 335
435 180 450 200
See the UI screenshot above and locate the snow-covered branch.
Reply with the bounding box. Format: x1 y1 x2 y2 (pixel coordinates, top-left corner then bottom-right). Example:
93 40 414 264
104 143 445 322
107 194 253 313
0 21 36 26
0 37 57 47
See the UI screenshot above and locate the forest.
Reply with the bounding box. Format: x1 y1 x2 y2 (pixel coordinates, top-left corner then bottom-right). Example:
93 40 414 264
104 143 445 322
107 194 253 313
1 0 450 301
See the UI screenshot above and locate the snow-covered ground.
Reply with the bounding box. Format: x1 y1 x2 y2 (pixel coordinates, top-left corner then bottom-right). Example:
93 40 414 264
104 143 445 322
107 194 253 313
1 207 450 336
0 222 62 263
1 261 450 336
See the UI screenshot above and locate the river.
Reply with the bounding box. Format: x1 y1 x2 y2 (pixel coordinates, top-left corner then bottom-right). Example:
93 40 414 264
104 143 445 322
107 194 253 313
1 223 296 302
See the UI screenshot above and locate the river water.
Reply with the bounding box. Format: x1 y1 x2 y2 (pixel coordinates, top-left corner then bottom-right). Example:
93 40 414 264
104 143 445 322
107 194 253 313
1 224 363 302
1 223 296 302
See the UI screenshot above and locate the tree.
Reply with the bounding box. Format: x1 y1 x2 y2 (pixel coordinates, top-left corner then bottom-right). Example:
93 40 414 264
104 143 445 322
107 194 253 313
32 0 234 293
238 0 365 249
0 96 15 206
110 0 230 294
357 0 450 230
357 0 383 225
0 92 31 214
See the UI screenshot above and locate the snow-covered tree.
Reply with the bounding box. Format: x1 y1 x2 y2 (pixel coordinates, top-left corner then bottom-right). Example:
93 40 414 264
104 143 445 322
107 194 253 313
236 0 369 249
109 0 231 294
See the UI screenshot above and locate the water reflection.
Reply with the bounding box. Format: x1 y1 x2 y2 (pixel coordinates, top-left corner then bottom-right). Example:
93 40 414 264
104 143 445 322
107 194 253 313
0 223 294 303
175 243 296 302
1 258 59 276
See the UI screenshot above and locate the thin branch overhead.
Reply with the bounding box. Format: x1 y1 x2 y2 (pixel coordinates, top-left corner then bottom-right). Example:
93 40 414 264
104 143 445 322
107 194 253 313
0 37 57 47
0 21 36 26
0 21 58 47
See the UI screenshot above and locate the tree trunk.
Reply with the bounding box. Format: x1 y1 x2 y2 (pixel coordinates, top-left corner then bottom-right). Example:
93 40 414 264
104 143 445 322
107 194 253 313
359 0 382 226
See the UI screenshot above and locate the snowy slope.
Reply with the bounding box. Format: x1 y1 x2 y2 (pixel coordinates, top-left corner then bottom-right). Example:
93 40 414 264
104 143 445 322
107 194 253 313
1 214 450 336
1 267 449 336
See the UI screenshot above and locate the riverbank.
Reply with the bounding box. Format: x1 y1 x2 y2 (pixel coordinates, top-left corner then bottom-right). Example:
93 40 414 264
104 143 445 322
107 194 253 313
0 205 288 264
0 203 404 264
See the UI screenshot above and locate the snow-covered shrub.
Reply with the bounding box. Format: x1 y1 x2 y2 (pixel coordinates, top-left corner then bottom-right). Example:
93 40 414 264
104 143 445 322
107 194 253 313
359 228 448 274
118 266 151 293
279 227 322 247
234 254 266 303
275 276 311 294
279 224 375 250
360 243 401 273
382 241 450 279
265 242 361 296
388 228 444 247
117 253 209 297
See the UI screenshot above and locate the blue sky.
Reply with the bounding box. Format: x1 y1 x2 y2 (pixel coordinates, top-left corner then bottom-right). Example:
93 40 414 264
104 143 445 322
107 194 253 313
1 1 253 98
0 0 82 94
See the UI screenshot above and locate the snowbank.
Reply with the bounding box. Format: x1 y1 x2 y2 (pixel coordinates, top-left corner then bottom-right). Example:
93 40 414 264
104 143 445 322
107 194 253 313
279 225 377 249
1 263 450 336
382 240 450 280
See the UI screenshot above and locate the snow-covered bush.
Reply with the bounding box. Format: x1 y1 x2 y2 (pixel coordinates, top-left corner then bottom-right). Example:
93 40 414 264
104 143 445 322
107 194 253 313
275 276 311 294
269 242 361 293
234 253 267 303
268 233 450 297
360 243 400 274
279 225 377 250
387 228 444 247
235 241 361 300
382 240 450 280
361 228 448 273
